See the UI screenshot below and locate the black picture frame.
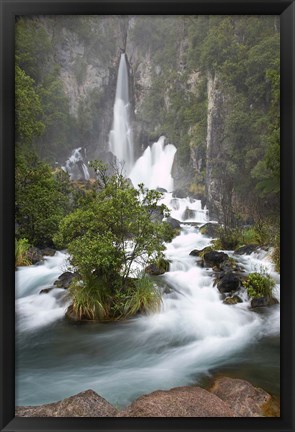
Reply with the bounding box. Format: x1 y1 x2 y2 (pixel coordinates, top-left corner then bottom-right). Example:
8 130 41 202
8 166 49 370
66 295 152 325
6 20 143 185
0 0 294 431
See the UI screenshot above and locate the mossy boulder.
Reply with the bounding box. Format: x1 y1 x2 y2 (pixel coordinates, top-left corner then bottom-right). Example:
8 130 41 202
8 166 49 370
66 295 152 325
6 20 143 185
223 295 243 305
145 258 170 275
234 244 259 255
250 296 279 308
189 245 213 258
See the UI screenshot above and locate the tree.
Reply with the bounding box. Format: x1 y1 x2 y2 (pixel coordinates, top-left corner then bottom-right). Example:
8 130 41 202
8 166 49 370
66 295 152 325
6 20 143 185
15 150 72 247
55 162 174 320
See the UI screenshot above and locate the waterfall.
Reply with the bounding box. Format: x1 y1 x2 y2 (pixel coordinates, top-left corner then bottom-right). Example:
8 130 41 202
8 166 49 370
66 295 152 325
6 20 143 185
109 53 134 176
62 147 90 181
129 136 177 192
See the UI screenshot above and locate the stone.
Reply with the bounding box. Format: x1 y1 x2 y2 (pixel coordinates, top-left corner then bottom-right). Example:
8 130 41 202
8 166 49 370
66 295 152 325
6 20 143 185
234 244 259 255
209 377 279 417
54 271 76 289
166 217 181 230
223 295 243 305
39 287 54 295
41 247 57 257
27 247 43 264
156 187 167 193
250 296 279 308
117 386 236 417
145 259 169 276
15 389 118 417
203 251 228 268
217 272 241 294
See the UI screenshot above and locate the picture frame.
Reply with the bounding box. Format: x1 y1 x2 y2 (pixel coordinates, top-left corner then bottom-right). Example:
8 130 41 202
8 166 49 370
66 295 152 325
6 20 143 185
1 0 294 431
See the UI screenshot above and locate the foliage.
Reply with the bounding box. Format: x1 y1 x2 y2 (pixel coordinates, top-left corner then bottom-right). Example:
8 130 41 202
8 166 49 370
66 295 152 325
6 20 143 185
112 276 162 319
55 163 174 319
15 238 31 267
15 66 45 145
243 272 275 299
15 150 72 247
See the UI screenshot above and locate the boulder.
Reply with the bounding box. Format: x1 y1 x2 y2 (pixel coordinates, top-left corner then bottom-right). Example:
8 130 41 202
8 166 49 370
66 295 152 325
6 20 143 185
15 389 118 417
54 272 76 289
217 272 241 294
234 244 259 255
117 386 236 417
145 259 169 276
27 247 43 264
41 247 56 257
209 377 279 417
223 295 243 305
166 216 181 230
189 246 213 258
156 187 167 193
199 222 220 238
203 251 228 268
250 296 279 308
39 287 54 295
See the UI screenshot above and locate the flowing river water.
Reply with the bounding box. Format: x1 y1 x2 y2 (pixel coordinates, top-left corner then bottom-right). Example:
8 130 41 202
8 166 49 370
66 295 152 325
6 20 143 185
16 53 280 408
15 195 280 408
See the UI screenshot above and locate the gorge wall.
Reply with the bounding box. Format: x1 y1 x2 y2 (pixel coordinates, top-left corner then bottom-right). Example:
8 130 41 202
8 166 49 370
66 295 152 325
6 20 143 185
16 15 279 224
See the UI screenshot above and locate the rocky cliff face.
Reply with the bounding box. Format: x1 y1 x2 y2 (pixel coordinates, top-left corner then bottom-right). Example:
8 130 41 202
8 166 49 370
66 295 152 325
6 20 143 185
205 72 227 219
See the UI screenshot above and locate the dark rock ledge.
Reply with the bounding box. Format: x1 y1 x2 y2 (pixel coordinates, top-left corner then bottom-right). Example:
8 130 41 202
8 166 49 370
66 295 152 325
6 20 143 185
16 377 279 418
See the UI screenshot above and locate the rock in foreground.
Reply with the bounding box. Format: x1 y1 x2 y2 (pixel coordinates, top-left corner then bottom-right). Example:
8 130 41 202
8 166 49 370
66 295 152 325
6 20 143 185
15 390 118 417
117 386 236 417
210 377 279 417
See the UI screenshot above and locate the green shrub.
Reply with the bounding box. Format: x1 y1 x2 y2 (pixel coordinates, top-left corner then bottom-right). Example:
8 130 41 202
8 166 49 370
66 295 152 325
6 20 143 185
15 238 31 266
112 276 162 319
213 227 241 250
243 272 275 299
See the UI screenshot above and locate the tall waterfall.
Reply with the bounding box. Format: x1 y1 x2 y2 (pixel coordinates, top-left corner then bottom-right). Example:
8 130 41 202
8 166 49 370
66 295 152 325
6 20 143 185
109 53 134 176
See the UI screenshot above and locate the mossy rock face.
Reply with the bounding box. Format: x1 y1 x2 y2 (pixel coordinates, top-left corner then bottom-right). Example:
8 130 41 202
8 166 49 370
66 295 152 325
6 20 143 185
199 223 220 238
223 295 243 305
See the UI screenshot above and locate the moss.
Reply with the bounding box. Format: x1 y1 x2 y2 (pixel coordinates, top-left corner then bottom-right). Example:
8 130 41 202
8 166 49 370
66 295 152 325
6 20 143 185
243 272 275 299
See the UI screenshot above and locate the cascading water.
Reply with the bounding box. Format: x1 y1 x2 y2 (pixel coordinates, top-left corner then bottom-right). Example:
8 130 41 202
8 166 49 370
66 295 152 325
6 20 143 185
129 136 177 192
109 53 134 176
62 147 90 180
15 50 279 410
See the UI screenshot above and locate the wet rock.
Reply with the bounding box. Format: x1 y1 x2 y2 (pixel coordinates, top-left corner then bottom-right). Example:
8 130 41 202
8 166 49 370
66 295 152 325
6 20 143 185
15 389 118 417
189 246 213 258
39 287 54 295
223 295 243 305
250 296 279 308
199 222 220 238
41 247 56 257
166 216 181 230
209 377 279 417
54 271 76 289
27 247 43 264
117 386 236 417
217 272 241 294
234 244 259 255
203 251 228 268
156 187 167 193
145 259 169 276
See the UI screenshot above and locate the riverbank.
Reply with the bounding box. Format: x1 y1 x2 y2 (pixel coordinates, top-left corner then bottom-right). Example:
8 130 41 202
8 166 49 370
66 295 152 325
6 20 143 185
16 376 280 417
